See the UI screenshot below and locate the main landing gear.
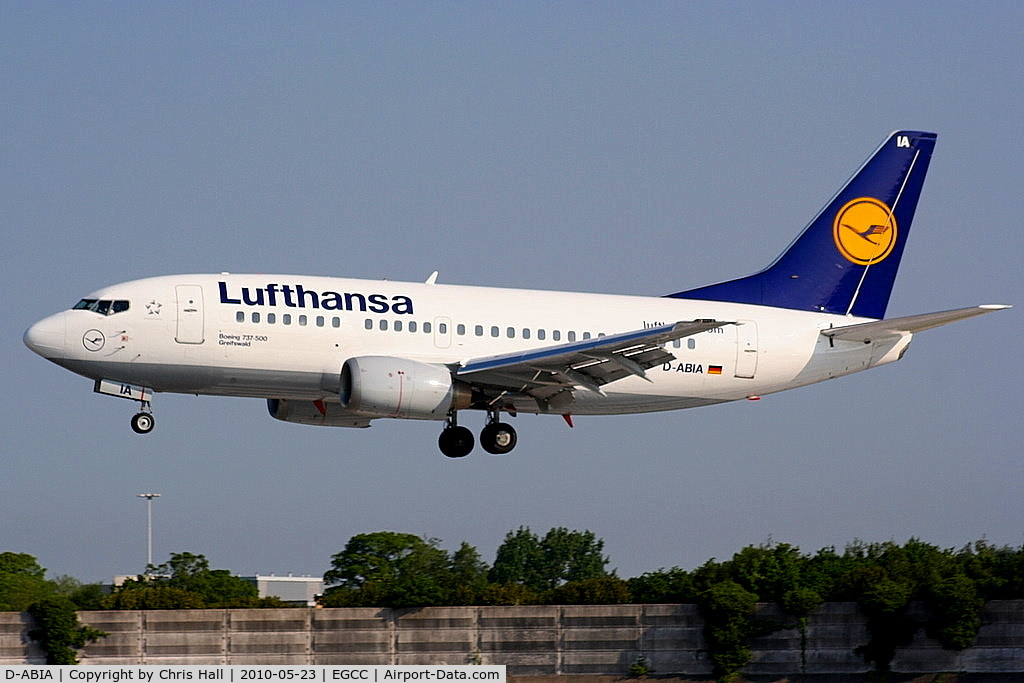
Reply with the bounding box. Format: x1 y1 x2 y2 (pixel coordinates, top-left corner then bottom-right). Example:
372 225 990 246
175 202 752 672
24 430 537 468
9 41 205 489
439 410 517 458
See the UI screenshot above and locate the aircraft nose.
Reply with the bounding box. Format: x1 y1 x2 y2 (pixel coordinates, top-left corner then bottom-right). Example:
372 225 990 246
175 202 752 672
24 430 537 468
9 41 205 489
24 313 66 360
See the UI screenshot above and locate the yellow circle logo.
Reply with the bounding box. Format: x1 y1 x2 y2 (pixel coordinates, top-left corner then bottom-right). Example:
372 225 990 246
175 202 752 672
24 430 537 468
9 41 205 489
833 197 898 265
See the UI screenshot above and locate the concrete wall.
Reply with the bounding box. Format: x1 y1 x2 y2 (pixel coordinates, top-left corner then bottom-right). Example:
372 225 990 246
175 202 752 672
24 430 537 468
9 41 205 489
2 602 1022 675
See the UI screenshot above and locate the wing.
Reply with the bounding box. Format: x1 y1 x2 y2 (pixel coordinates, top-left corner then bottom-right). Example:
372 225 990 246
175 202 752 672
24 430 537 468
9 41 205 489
821 304 1010 343
456 320 731 410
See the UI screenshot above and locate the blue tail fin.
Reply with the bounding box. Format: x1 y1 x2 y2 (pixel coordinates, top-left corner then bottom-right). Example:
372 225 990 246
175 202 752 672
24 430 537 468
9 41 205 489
668 130 937 319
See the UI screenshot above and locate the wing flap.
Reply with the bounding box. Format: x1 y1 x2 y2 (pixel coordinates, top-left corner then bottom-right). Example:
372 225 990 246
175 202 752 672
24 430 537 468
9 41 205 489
821 305 1010 342
458 320 731 399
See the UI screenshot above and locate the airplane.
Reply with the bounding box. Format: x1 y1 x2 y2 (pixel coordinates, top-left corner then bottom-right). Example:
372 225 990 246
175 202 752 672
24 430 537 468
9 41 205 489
24 130 1010 458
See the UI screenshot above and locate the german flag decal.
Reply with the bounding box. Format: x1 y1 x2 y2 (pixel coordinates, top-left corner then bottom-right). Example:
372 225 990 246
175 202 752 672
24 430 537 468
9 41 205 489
708 365 723 375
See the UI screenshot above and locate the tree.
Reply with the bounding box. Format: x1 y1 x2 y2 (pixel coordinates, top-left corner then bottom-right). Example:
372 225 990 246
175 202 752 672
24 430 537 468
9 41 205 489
0 552 47 578
699 580 760 680
105 552 259 609
547 577 631 604
322 532 453 608
729 542 806 604
489 527 546 591
27 596 106 664
490 527 610 592
0 553 54 612
448 542 490 605
926 575 984 650
628 567 696 604
541 527 610 588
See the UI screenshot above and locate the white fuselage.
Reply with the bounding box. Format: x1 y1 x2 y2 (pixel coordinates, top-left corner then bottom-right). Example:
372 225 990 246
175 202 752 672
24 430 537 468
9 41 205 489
26 273 907 418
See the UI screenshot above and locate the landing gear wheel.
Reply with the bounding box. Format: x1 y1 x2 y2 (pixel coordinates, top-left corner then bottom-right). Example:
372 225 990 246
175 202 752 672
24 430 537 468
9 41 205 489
131 412 155 434
480 422 517 455
438 425 475 458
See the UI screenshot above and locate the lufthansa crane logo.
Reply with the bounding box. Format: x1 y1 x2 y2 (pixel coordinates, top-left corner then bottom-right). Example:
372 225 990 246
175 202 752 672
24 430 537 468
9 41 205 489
83 329 105 352
833 197 898 266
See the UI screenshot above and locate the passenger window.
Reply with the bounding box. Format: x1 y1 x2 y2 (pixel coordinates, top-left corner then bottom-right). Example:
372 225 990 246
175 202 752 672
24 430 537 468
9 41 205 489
332 317 340 328
394 320 403 332
423 322 432 333
236 311 244 323
252 312 260 323
379 319 387 331
583 332 591 340
688 338 696 350
522 328 530 339
316 316 325 327
537 329 546 340
409 321 417 333
506 327 515 338
299 315 307 326
283 314 292 325
475 325 484 337
567 331 576 342
439 322 447 334
364 319 373 330
457 324 466 335
553 330 561 341
491 326 499 337
673 339 681 348
267 313 276 324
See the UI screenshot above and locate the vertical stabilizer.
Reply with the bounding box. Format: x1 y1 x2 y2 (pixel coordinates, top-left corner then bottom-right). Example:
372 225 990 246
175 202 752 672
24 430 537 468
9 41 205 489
669 131 937 319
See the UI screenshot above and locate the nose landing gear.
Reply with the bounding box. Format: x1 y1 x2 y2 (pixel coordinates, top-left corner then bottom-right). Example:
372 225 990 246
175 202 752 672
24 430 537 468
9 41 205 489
130 402 155 434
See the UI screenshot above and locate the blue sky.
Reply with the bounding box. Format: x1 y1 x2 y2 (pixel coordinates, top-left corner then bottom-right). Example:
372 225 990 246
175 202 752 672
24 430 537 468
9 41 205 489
2 2 1021 583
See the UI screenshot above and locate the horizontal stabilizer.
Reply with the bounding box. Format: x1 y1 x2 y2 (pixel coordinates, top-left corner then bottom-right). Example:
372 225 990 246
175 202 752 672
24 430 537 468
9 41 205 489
821 305 1011 343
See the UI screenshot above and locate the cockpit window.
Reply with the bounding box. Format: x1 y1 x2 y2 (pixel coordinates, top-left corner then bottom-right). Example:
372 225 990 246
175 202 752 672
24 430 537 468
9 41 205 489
72 299 97 310
72 298 130 315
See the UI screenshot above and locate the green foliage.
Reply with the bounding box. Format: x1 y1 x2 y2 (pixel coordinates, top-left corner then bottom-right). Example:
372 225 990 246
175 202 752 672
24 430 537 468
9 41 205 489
627 654 653 677
781 586 823 618
699 579 759 679
105 583 206 609
0 553 55 612
547 577 631 605
27 596 106 664
628 567 696 604
926 575 984 650
489 526 610 592
323 532 466 608
105 552 259 609
477 582 539 606
449 542 491 605
0 553 46 578
488 527 546 590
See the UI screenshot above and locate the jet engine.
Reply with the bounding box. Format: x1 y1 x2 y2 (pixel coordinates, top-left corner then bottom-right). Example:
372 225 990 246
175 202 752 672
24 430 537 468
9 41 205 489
339 356 471 420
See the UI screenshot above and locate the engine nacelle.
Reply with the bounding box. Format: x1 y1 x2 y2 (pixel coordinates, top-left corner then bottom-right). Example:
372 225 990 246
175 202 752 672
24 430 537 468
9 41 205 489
267 398 371 428
339 356 470 420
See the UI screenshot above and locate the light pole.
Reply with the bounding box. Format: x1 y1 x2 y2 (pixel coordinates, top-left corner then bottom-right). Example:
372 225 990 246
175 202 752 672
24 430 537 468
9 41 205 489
137 493 161 569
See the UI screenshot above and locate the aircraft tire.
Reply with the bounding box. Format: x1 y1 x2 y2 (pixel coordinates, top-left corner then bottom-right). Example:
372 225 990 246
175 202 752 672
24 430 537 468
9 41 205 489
439 425 474 458
480 422 517 455
131 412 155 434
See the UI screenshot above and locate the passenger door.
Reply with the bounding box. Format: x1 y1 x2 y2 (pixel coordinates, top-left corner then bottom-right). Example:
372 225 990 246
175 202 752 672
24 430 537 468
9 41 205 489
175 285 205 344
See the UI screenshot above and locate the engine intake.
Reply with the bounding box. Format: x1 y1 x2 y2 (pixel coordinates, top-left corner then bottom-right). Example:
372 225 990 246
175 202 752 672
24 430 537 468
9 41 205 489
339 356 470 420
